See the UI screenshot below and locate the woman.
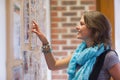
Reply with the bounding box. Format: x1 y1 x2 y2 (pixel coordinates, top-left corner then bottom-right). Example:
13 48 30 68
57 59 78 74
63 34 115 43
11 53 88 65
32 11 120 80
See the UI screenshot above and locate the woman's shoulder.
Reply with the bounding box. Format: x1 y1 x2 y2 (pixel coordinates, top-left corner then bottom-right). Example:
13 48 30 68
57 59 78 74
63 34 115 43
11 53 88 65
104 50 120 70
106 50 118 57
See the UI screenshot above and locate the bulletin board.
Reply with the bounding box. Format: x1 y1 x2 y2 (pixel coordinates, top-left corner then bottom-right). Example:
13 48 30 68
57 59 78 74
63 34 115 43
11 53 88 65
6 0 51 80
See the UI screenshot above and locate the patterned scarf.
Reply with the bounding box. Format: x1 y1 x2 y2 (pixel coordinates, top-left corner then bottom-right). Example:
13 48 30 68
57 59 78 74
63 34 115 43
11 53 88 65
67 41 108 80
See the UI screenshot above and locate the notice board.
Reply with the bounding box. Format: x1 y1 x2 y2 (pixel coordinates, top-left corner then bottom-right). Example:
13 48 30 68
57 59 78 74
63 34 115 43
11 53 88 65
6 0 51 80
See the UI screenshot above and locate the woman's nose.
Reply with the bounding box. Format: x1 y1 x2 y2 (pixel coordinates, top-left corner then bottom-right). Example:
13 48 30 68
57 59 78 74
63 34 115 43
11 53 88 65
76 25 80 30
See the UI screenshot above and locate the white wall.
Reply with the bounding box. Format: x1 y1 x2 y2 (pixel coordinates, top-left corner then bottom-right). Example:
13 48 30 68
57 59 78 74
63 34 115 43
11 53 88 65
46 0 52 80
114 0 120 58
0 0 6 80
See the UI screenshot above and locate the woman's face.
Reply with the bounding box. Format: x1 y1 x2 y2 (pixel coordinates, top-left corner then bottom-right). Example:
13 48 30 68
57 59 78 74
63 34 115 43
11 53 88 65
76 16 92 41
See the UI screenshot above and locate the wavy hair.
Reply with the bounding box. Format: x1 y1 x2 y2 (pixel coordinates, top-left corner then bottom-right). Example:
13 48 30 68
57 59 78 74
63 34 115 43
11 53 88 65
82 11 112 47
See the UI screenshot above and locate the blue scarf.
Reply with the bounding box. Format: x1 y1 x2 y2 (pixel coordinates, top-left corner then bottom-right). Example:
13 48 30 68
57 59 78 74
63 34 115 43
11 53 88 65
67 41 108 80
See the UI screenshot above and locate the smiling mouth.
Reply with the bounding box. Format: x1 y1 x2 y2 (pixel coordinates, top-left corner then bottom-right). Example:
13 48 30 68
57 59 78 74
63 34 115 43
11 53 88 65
77 30 81 34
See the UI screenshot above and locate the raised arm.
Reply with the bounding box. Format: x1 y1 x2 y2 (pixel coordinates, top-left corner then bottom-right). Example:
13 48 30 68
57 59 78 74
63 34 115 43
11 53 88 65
31 20 72 70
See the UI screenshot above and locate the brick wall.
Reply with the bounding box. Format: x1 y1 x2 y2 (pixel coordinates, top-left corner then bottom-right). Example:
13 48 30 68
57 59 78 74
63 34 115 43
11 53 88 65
50 0 96 80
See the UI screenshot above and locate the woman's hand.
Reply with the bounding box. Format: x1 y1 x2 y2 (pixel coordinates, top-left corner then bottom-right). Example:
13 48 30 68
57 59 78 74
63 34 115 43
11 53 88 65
31 20 49 45
32 20 41 35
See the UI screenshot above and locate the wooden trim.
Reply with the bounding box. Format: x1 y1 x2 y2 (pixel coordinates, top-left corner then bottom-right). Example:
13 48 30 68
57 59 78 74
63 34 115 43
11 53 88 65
6 0 11 80
96 0 101 11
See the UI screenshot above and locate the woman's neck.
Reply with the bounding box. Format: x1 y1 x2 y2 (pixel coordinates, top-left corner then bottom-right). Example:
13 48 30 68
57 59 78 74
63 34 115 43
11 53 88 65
85 39 94 48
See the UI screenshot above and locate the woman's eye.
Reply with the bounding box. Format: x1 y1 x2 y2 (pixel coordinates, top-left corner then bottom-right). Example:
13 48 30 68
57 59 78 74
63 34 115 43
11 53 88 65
80 22 84 26
80 23 83 25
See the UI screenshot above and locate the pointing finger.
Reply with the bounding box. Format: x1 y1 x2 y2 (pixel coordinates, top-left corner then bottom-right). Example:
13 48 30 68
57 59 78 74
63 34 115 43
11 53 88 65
32 20 38 26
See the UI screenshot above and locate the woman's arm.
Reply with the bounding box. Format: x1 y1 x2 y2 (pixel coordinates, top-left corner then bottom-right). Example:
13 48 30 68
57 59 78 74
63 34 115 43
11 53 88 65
31 20 72 70
44 53 72 70
109 63 120 80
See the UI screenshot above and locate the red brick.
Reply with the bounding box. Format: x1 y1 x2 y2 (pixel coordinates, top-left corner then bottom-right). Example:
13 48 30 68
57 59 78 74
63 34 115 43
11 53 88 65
51 29 67 33
51 17 66 22
52 45 59 50
51 23 58 28
50 1 57 5
51 34 58 39
53 51 67 56
52 40 67 44
62 1 76 5
62 34 76 39
80 0 95 5
62 46 76 50
71 40 82 44
89 5 96 10
51 6 66 11
62 23 76 27
62 12 77 16
51 11 57 16
71 17 81 21
70 6 85 10
70 29 77 33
